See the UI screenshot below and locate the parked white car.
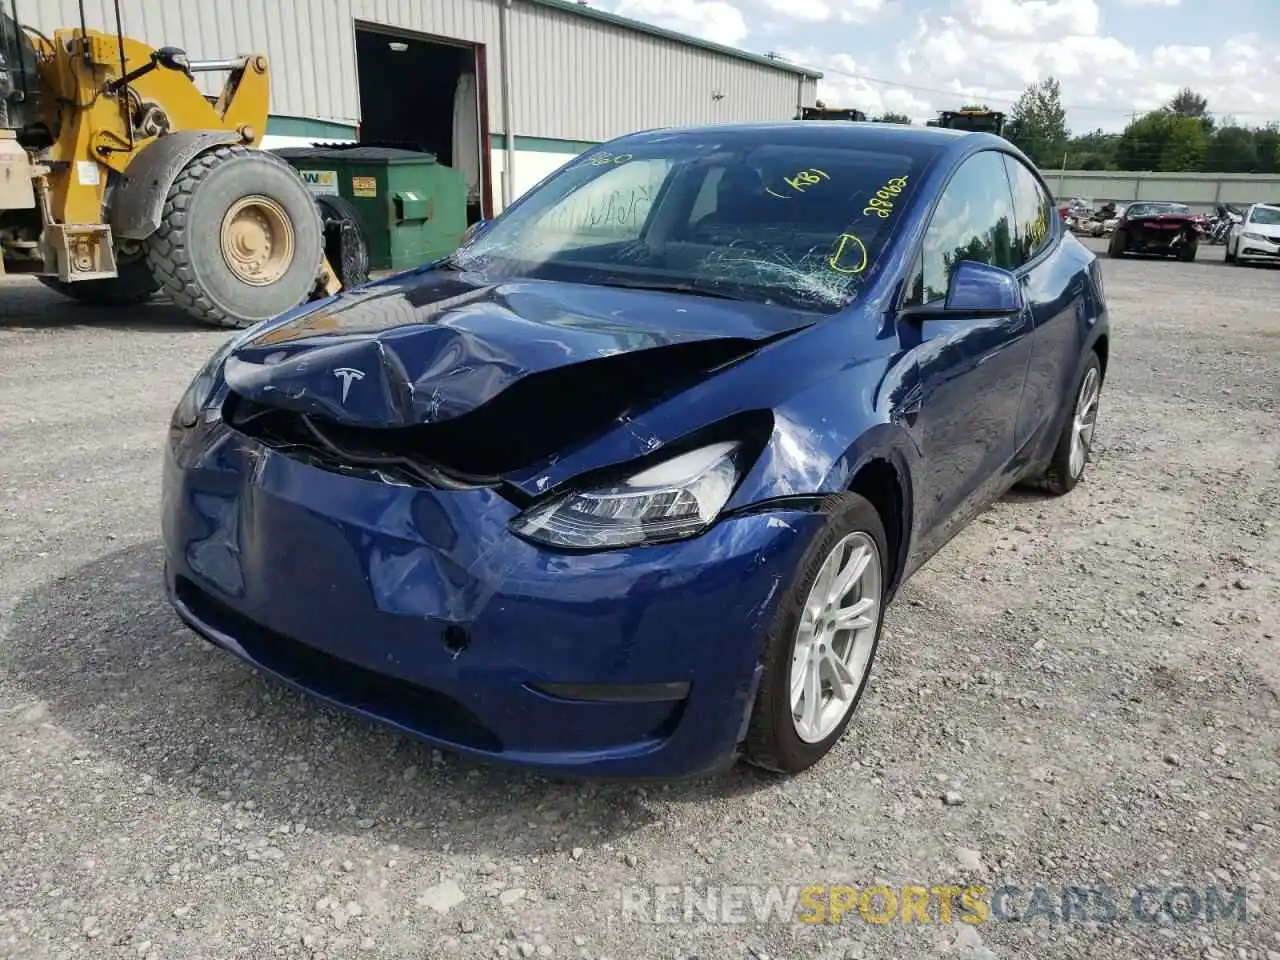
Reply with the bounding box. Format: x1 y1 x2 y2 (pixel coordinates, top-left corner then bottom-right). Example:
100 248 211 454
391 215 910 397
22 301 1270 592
1226 203 1280 265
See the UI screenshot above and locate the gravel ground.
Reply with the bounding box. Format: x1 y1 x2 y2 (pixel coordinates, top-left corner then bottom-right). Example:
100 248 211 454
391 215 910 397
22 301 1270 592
1 242 1277 960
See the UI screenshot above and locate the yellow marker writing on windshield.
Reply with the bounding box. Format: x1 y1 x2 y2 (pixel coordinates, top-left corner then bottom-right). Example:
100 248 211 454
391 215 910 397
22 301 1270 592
769 168 829 198
864 175 909 219
828 233 868 274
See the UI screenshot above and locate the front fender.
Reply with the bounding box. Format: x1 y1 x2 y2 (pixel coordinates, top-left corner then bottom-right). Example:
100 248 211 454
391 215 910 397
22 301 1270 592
109 130 249 240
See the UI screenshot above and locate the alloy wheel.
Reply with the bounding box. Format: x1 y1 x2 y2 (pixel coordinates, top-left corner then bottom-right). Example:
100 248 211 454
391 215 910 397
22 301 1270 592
789 531 882 743
1069 366 1101 479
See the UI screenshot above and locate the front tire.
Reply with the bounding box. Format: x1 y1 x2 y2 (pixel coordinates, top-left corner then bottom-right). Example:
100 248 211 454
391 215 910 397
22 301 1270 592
743 494 888 775
1107 230 1126 258
1225 241 1236 264
146 145 325 330
1179 237 1198 262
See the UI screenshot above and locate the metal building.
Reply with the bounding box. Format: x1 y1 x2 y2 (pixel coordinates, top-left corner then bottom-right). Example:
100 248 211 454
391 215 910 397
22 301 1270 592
32 0 821 219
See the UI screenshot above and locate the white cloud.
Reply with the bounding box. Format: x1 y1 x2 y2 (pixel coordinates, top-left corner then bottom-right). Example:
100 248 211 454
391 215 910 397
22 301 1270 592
837 0 888 22
762 0 884 24
905 16 1139 86
951 0 1100 38
763 0 831 23
603 0 1280 133
881 2 1280 131
610 0 749 46
779 48 935 120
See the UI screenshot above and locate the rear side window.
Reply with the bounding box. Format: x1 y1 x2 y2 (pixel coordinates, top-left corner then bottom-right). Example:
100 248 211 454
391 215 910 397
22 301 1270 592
1003 155 1055 266
914 150 1017 305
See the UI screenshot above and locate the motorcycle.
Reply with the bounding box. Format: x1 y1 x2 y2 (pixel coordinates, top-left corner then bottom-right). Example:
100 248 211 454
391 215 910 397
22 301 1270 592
1062 197 1096 235
1086 201 1118 236
1064 200 1118 237
1206 204 1242 245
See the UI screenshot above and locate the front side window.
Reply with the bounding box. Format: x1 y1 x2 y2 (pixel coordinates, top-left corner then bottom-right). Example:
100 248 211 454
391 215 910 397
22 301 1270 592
1003 155 1055 266
524 158 673 250
913 151 1017 305
455 132 940 313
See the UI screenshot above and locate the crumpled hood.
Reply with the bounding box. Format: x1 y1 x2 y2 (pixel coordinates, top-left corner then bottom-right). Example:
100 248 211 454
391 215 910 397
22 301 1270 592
224 271 817 428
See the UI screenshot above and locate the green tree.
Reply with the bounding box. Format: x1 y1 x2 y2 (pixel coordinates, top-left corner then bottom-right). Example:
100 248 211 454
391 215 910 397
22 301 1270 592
1067 128 1122 170
1115 110 1208 171
1254 124 1280 174
1005 77 1069 167
1204 125 1263 172
1162 116 1210 170
1167 87 1209 119
873 112 912 124
1166 87 1215 135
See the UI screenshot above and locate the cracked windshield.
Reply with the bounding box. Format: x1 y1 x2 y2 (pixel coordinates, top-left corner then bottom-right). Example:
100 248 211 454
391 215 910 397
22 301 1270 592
453 133 930 312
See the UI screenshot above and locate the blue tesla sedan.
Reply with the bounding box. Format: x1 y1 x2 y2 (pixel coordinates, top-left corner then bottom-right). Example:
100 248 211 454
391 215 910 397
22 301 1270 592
162 121 1109 778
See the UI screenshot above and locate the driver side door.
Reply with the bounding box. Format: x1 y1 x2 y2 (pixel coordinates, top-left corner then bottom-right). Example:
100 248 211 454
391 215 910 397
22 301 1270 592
900 150 1035 563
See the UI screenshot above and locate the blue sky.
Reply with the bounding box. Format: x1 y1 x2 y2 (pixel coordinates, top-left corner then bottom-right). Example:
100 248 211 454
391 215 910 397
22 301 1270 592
601 0 1280 133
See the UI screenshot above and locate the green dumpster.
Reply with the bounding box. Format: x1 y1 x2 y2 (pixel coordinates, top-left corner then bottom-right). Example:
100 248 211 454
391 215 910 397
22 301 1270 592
274 145 468 272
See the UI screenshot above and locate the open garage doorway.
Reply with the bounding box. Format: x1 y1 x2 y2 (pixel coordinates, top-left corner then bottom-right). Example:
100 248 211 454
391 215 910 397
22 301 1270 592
355 24 492 224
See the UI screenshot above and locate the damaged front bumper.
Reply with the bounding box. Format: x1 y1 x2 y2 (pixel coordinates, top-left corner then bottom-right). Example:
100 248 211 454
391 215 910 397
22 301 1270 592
1127 223 1195 253
162 420 824 778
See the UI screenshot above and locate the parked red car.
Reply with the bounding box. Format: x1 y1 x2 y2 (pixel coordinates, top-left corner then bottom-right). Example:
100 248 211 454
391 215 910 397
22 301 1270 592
1107 201 1200 261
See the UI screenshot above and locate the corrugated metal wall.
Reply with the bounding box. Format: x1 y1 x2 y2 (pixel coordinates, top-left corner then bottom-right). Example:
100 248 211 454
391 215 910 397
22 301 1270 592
507 2 814 140
27 0 814 139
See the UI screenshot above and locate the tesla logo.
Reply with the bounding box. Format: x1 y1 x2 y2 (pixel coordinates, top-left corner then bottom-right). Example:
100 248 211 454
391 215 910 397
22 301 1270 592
333 367 364 402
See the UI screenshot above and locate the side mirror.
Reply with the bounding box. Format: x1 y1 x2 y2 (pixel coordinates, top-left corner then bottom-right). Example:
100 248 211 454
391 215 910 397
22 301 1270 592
944 260 1023 314
460 219 489 245
899 260 1023 323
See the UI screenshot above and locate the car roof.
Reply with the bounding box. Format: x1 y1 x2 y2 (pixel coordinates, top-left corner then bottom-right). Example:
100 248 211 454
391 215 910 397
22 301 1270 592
612 120 982 152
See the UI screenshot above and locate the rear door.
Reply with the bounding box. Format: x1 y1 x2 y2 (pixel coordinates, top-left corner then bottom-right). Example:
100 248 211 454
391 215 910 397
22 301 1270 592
1001 154 1082 457
901 150 1034 561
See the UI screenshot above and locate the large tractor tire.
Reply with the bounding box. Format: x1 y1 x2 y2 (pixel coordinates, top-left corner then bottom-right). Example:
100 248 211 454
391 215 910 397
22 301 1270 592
146 145 324 330
315 193 371 291
38 252 160 307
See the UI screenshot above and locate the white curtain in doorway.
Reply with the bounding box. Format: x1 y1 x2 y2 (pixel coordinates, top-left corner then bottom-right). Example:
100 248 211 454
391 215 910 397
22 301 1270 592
452 70 481 204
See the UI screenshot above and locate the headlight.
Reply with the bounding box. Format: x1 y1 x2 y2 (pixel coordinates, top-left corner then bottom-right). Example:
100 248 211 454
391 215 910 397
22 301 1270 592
174 337 236 428
1243 231 1269 242
510 441 744 549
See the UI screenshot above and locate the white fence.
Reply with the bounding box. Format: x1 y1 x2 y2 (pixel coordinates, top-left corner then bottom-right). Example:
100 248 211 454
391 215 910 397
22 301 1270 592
1042 170 1280 212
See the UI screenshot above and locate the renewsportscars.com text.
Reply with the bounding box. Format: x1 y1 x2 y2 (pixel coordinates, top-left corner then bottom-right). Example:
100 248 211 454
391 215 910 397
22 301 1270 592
618 884 1249 926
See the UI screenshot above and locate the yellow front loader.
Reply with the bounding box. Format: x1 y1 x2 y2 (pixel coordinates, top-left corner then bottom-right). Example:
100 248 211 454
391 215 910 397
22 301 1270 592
0 8 367 328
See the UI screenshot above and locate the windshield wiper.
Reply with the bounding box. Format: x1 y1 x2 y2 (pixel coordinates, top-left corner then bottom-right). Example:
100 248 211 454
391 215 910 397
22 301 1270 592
595 277 746 301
